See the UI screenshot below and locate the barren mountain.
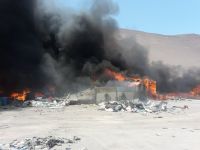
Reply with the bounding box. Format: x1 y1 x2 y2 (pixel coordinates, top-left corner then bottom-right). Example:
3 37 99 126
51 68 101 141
117 29 200 68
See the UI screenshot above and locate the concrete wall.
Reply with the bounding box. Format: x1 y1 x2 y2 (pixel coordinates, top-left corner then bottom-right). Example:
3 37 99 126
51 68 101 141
95 86 140 103
95 87 117 103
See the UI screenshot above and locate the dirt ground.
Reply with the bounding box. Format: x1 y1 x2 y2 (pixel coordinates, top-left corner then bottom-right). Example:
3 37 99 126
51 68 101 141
1 100 200 150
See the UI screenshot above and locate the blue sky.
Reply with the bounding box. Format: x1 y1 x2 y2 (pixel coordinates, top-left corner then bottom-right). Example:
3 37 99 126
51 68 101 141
54 0 200 35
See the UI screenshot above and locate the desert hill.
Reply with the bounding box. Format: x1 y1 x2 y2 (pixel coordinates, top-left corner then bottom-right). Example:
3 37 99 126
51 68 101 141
118 29 200 68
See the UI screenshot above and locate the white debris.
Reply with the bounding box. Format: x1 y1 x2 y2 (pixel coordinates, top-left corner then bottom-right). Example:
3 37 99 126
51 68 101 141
98 102 106 110
98 99 176 113
65 88 94 102
31 98 70 109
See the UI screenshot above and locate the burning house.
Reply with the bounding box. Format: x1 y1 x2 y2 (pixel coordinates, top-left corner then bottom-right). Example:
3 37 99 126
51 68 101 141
94 68 157 103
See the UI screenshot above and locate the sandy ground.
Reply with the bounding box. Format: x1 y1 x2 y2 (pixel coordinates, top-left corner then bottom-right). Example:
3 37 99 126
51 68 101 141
1 100 200 150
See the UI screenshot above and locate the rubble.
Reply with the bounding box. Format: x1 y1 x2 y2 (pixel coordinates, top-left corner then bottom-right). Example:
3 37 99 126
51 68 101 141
17 89 94 108
0 136 81 150
98 99 170 113
31 98 69 109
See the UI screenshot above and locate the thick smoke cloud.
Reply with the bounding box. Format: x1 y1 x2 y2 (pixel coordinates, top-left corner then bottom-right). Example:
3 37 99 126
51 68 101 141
35 0 124 92
0 0 46 94
149 63 200 92
0 0 123 95
0 0 200 95
119 36 200 93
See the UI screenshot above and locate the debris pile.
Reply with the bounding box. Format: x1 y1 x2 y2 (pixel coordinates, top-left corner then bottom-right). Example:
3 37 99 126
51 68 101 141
98 99 169 113
31 98 70 109
0 136 81 150
30 91 94 108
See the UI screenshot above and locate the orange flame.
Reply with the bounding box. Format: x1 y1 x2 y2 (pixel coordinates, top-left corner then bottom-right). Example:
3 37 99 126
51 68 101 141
10 89 30 101
105 68 157 98
157 84 200 100
190 84 200 97
105 69 126 81
143 77 157 97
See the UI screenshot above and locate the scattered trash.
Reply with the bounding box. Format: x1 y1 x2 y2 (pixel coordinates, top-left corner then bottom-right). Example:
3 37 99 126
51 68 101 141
98 99 168 113
73 136 81 141
154 116 163 118
31 98 69 109
172 105 189 110
0 136 81 150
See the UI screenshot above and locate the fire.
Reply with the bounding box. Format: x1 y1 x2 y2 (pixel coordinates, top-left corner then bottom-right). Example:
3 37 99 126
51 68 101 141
191 84 200 96
157 84 200 100
143 77 157 97
105 69 126 81
8 85 56 101
105 68 157 98
10 89 30 101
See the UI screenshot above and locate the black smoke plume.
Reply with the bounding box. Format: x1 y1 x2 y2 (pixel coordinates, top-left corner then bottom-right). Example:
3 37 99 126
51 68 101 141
0 0 46 95
0 0 200 96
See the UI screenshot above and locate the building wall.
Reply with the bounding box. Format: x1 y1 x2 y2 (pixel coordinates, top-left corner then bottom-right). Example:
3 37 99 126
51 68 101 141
95 86 140 103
